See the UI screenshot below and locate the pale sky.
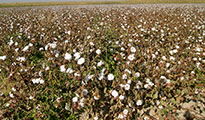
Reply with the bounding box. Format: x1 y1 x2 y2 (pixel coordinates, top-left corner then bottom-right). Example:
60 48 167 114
0 0 112 3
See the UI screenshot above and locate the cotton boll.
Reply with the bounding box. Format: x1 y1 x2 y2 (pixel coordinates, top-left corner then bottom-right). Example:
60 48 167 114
136 100 143 106
97 61 104 67
108 74 114 80
130 46 136 53
72 97 78 103
60 65 66 72
96 49 101 55
122 74 127 80
124 84 130 90
128 54 135 61
119 95 125 100
0 56 6 60
74 52 81 60
111 90 119 98
65 52 72 60
77 57 85 65
135 72 140 78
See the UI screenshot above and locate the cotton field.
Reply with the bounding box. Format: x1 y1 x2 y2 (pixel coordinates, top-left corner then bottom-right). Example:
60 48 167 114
0 4 204 119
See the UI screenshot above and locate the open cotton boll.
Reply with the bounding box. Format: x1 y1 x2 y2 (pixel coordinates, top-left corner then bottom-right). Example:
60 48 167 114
108 74 114 80
97 61 104 67
135 72 140 78
0 56 6 60
128 54 135 61
22 45 30 52
96 49 101 55
16 57 26 62
72 97 78 103
60 65 66 72
64 52 72 60
74 52 81 60
77 57 85 65
136 100 143 106
130 46 136 53
111 90 119 98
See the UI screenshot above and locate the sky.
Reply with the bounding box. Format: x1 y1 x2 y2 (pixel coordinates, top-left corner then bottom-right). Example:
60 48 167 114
0 0 111 3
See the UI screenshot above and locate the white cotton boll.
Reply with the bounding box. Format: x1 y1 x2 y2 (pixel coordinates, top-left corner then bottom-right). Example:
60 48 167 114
123 109 128 116
8 40 14 46
117 114 124 119
169 51 173 55
55 53 59 58
29 43 33 47
111 90 119 98
45 66 50 71
135 72 140 78
66 68 73 74
170 56 175 61
94 116 98 120
122 74 127 80
96 49 101 55
0 56 6 60
128 54 135 61
49 42 57 49
152 54 156 59
166 79 170 84
97 61 104 67
162 56 167 61
66 31 71 35
121 47 125 51
32 79 38 84
130 47 136 53
60 65 66 72
29 96 33 100
108 74 114 80
152 27 156 31
22 45 29 52
77 57 85 65
176 45 180 49
136 100 143 106
94 96 99 100
125 69 132 74
9 92 14 98
166 63 170 68
144 84 149 89
160 76 166 80
124 84 130 90
193 57 197 61
12 87 16 92
196 62 200 68
196 47 202 52
119 95 125 100
172 49 178 54
15 48 19 52
120 84 125 88
15 42 18 46
102 68 106 73
87 36 91 39
148 82 154 86
98 73 104 80
64 52 72 60
72 97 78 103
74 73 81 77
16 57 26 62
127 80 132 84
39 79 44 84
74 52 81 60
89 42 94 46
